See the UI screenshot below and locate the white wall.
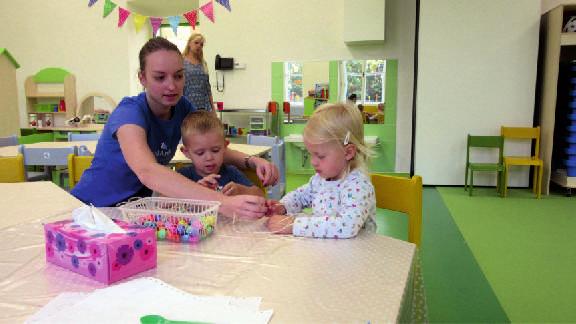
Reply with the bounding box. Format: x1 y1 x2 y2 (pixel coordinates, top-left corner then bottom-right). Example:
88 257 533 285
302 61 329 99
198 0 415 173
541 0 576 13
0 0 415 173
0 0 146 128
415 0 541 185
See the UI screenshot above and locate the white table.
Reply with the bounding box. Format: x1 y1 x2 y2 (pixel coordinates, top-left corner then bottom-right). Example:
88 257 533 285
0 182 417 323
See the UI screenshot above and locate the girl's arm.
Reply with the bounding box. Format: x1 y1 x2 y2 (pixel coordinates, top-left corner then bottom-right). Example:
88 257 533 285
279 180 314 214
291 179 375 239
117 124 266 218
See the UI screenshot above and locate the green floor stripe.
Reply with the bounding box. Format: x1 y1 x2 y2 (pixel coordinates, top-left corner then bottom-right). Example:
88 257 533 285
423 188 509 323
438 187 576 322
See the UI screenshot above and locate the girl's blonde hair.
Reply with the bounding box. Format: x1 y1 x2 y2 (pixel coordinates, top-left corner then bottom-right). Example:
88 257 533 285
183 31 209 73
303 103 373 174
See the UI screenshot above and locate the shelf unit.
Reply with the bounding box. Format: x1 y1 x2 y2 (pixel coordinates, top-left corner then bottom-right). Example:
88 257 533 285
24 67 76 128
538 4 576 194
217 109 272 139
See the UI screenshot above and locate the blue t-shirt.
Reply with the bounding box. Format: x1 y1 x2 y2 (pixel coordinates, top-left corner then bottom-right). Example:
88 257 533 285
71 92 196 206
177 164 254 188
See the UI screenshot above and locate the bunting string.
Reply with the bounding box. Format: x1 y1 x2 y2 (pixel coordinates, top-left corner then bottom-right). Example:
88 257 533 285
85 0 232 35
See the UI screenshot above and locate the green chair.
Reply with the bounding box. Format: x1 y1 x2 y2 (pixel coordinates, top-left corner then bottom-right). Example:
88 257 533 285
465 135 504 196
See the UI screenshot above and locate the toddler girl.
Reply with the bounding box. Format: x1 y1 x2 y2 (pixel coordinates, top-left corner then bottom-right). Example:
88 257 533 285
266 103 376 238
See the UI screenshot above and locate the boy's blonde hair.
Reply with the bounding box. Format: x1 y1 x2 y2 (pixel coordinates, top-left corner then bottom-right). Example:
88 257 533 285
303 103 372 174
181 111 224 146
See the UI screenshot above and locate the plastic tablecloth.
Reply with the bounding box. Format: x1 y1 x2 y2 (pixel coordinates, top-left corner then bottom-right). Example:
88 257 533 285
0 182 418 323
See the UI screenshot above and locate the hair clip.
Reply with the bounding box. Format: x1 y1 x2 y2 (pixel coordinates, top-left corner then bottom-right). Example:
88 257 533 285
343 131 350 145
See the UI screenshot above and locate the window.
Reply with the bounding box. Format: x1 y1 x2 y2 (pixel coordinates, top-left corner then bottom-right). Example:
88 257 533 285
343 60 386 104
284 62 303 104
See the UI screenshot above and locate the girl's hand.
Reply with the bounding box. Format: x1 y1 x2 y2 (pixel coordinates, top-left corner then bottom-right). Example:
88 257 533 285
219 195 266 219
198 174 221 190
265 200 286 216
266 215 294 234
250 156 279 186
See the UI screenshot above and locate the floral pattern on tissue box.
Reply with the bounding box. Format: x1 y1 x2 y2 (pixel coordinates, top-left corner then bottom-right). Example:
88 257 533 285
44 219 157 284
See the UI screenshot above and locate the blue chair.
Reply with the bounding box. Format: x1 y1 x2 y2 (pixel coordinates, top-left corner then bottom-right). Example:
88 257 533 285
0 135 18 147
19 145 77 187
246 135 285 200
68 132 101 141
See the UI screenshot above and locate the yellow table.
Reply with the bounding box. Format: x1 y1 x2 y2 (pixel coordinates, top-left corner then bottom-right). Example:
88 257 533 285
0 182 417 323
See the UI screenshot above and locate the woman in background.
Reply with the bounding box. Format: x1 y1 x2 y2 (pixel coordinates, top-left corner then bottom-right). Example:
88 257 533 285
183 31 214 111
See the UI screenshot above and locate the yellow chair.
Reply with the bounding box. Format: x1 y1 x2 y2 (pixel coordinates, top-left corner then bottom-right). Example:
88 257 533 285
67 154 94 189
501 126 543 198
243 169 267 196
0 154 26 183
371 174 423 247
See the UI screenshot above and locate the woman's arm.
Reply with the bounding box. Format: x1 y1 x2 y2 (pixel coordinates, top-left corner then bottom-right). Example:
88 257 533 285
117 125 266 218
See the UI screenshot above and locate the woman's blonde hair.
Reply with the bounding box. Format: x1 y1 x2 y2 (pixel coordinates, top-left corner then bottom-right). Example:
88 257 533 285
183 31 209 73
303 103 373 174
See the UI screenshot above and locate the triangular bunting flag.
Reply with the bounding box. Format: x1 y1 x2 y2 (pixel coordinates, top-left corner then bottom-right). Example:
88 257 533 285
167 16 180 35
88 0 98 7
103 0 117 18
200 1 215 23
215 0 231 12
183 10 198 29
118 7 130 28
150 17 163 36
133 13 147 33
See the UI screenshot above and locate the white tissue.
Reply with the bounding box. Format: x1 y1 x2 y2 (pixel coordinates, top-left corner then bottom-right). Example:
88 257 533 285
72 205 126 234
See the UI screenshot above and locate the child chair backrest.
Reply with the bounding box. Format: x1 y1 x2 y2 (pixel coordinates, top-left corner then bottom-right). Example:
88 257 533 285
0 154 26 183
466 135 504 164
68 153 94 189
0 135 18 147
19 145 77 166
371 174 423 247
501 126 541 158
68 132 101 142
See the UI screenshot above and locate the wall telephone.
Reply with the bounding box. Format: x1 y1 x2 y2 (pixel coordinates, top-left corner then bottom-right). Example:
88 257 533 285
215 54 234 70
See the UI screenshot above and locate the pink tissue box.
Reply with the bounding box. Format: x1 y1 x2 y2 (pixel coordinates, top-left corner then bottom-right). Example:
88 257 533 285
44 219 157 284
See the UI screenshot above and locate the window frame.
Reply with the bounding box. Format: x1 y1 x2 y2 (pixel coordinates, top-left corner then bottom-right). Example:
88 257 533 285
343 60 386 105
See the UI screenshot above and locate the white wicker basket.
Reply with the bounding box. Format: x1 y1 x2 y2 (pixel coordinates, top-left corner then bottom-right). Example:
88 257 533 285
119 197 220 243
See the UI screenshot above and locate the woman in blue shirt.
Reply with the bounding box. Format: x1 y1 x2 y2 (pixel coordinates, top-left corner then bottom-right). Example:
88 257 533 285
71 37 277 219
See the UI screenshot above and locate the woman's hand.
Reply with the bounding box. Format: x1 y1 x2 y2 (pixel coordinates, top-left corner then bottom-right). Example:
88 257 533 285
250 156 279 186
198 174 221 190
219 194 267 219
266 214 294 234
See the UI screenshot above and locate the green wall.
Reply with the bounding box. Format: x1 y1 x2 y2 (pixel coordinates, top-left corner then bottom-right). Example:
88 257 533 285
271 60 398 174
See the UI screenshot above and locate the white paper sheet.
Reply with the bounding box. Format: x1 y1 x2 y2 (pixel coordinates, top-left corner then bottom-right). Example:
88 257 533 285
26 277 273 324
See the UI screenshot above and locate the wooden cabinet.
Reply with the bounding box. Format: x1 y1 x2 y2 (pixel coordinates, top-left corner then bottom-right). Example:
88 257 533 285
24 68 76 128
538 4 576 194
343 0 385 44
